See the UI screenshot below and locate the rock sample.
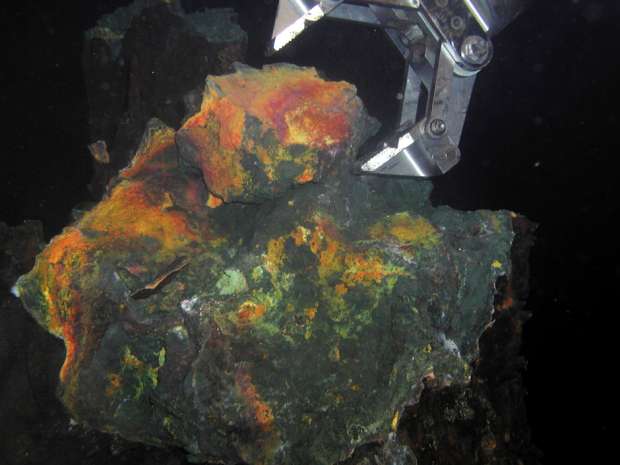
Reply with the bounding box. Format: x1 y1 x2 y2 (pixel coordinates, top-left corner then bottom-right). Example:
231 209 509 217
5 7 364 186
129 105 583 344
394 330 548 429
83 0 247 197
399 219 540 465
177 64 369 203
15 64 515 465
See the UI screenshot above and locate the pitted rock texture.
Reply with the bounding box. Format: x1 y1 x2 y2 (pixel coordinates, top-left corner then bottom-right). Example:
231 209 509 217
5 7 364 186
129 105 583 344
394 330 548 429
15 64 514 465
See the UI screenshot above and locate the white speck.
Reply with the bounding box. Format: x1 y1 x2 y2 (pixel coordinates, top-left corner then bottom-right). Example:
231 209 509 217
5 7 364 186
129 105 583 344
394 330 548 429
10 284 20 298
438 332 461 358
181 295 200 313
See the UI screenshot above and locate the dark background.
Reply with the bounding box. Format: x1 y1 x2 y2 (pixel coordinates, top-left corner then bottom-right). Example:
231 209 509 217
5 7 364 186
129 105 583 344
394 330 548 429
1 0 617 462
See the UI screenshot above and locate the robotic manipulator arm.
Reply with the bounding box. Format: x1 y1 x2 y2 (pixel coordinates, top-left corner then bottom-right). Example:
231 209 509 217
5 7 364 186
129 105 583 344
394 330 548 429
270 0 527 177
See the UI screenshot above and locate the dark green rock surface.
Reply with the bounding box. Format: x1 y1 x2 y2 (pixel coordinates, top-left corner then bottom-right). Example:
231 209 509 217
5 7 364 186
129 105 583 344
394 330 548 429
15 64 515 465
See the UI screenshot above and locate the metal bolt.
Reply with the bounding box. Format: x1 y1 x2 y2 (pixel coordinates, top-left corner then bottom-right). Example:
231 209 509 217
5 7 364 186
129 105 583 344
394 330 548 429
445 147 459 161
429 119 447 136
460 35 491 66
435 147 459 167
450 16 465 31
411 42 426 63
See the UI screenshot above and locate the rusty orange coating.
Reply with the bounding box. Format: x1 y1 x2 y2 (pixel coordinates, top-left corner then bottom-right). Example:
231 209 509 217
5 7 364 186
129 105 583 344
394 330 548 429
264 237 286 276
370 213 439 249
334 283 348 296
305 307 317 320
238 301 267 324
31 228 93 384
120 126 177 179
21 119 224 408
235 370 275 432
106 373 123 397
79 180 199 251
207 193 224 208
181 67 360 205
341 254 393 287
206 67 354 149
27 181 210 390
289 225 309 246
186 94 246 151
183 125 248 201
295 166 316 184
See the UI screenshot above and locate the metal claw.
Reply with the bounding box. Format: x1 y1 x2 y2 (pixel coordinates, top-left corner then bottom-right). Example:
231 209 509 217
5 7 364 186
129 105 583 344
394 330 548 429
271 0 526 177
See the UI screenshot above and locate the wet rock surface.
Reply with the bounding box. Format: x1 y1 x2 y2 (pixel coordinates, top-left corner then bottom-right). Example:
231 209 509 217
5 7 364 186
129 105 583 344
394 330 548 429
14 64 521 465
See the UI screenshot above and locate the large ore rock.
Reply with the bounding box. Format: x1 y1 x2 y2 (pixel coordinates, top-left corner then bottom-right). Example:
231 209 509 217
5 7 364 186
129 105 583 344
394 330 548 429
15 63 515 465
83 0 247 197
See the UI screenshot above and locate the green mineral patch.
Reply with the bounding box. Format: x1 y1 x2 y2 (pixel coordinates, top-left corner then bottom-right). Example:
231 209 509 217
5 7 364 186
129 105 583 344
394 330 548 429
120 346 165 399
251 265 265 282
216 268 248 295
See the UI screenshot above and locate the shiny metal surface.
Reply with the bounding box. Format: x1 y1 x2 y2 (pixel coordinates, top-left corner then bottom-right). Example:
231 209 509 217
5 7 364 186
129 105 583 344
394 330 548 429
460 34 492 66
270 0 524 177
271 1 343 51
464 0 527 35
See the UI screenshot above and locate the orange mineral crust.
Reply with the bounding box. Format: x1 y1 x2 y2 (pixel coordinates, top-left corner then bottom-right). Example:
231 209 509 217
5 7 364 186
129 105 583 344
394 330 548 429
119 122 178 179
264 214 406 290
15 120 217 407
234 367 281 465
199 65 355 149
13 64 517 465
79 180 199 251
178 64 368 203
24 227 91 385
235 369 275 432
